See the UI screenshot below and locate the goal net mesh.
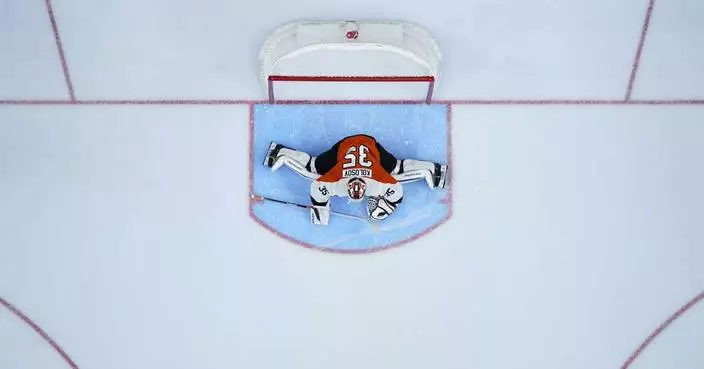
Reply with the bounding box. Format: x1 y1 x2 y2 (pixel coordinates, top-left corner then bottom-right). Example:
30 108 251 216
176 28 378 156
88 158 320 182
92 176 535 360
259 21 442 103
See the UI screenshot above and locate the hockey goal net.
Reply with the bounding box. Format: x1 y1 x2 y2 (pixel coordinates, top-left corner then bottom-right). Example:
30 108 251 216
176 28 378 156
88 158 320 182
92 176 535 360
259 21 441 103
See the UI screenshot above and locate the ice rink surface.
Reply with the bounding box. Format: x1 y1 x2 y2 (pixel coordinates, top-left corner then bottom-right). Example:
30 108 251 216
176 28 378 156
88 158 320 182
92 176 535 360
1 0 704 368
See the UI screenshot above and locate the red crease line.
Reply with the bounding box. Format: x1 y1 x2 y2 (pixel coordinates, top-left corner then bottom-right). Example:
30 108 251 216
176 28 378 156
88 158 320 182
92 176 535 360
2 99 704 106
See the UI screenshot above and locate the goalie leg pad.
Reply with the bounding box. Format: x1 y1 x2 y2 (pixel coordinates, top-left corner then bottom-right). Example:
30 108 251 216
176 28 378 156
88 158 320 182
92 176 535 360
311 205 330 226
264 142 312 172
393 159 447 189
279 148 311 168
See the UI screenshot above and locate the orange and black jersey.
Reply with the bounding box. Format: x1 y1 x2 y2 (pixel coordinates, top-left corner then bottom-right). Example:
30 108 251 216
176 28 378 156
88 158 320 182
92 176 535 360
314 135 399 185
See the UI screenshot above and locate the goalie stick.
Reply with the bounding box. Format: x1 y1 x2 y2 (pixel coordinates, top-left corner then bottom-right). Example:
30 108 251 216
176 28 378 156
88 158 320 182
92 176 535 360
250 194 380 231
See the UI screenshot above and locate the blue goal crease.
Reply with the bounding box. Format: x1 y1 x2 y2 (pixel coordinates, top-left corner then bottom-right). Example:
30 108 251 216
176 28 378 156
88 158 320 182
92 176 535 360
250 104 450 251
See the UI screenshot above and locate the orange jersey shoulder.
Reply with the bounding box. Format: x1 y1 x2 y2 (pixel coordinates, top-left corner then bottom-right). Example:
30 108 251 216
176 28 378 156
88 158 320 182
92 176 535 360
318 135 397 184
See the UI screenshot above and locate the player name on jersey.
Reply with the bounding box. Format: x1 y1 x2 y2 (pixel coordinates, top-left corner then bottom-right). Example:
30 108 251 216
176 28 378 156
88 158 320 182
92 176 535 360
342 168 372 178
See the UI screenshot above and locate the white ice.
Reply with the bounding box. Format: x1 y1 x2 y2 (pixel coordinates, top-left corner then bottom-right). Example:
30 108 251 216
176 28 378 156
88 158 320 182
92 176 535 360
1 0 704 368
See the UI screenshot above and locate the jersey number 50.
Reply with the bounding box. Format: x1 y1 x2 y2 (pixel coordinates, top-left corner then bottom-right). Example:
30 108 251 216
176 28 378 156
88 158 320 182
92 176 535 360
343 145 373 169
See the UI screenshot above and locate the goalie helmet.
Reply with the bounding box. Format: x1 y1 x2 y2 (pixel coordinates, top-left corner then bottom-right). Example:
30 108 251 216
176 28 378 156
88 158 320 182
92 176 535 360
347 178 366 201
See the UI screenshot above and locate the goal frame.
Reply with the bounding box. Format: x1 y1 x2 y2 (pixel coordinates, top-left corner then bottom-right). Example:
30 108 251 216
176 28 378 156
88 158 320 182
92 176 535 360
260 20 441 104
267 75 436 104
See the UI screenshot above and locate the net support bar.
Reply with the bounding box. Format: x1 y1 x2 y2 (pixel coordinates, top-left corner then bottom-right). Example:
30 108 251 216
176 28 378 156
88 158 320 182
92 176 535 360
267 75 436 104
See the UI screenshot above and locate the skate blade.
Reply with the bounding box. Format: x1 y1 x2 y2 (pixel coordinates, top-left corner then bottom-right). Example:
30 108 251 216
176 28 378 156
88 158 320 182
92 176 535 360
263 141 278 167
438 164 448 189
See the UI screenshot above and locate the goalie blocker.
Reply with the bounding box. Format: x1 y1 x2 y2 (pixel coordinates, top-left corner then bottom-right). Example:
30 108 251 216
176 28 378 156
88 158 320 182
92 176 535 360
263 134 447 225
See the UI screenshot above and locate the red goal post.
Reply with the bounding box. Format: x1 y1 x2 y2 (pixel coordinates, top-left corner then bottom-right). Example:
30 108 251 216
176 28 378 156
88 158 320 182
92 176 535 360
259 21 442 103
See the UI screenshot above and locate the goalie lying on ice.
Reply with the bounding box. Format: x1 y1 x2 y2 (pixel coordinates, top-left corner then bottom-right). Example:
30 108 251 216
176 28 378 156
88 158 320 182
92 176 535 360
263 134 447 225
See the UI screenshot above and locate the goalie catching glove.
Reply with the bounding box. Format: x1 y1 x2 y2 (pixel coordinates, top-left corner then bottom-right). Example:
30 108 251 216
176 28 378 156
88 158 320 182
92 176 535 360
367 196 400 221
310 194 399 225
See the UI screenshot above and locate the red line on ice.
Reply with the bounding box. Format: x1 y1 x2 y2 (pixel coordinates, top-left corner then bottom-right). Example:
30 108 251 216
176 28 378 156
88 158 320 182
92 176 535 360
445 104 453 214
621 290 704 369
0 297 80 369
44 0 75 102
625 0 657 101
2 99 704 106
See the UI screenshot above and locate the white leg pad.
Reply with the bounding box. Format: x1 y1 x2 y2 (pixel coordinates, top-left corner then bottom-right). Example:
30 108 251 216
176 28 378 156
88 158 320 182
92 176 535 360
271 156 320 180
392 159 446 189
278 148 311 167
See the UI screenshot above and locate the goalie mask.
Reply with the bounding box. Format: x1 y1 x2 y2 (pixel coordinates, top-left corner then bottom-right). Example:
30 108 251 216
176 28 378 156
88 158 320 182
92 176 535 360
347 178 367 201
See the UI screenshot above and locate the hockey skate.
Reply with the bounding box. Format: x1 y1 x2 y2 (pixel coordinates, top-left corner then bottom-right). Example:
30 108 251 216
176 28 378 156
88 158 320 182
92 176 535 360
434 163 448 189
263 142 286 168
